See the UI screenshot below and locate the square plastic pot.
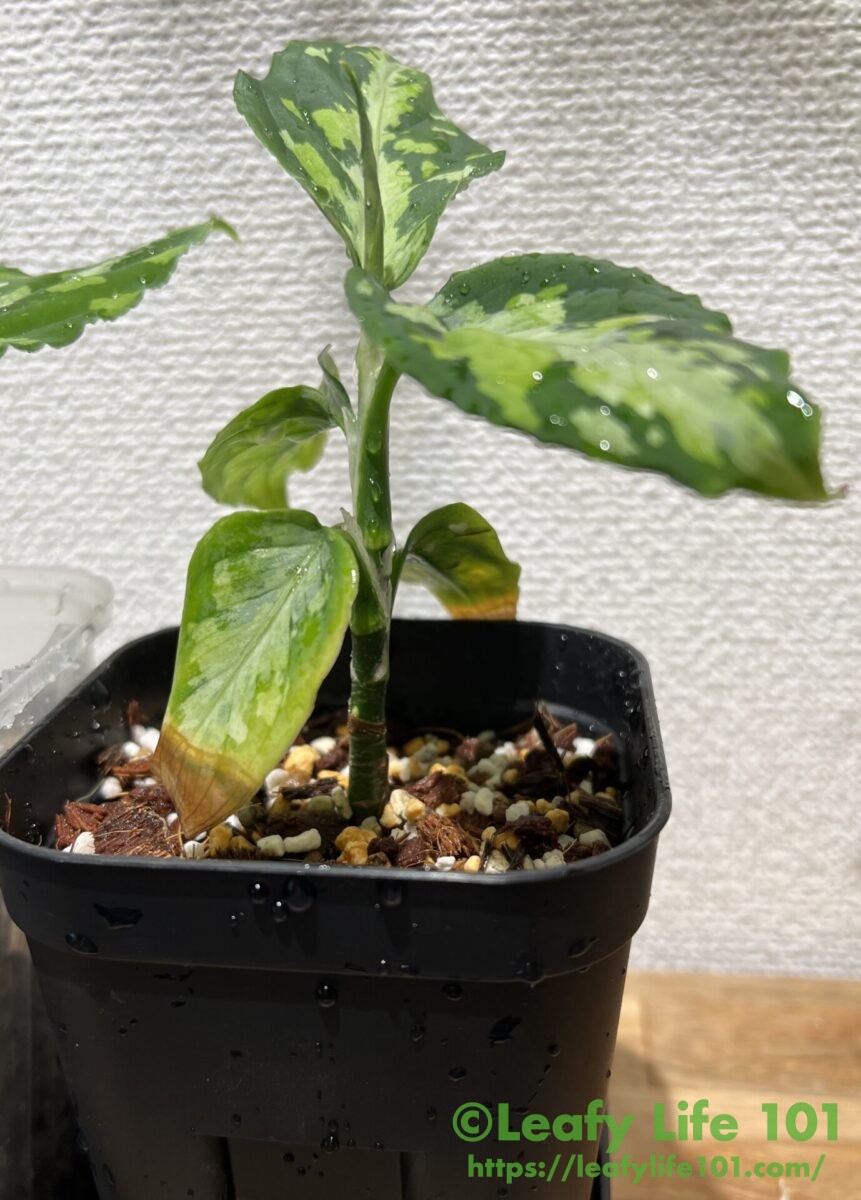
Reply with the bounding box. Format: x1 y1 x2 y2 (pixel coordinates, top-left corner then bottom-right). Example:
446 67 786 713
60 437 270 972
0 619 670 1200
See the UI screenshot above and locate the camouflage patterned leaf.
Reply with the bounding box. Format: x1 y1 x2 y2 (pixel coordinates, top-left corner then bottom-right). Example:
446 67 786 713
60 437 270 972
234 40 504 287
0 218 236 358
394 503 520 618
199 385 333 510
154 511 358 835
346 255 829 501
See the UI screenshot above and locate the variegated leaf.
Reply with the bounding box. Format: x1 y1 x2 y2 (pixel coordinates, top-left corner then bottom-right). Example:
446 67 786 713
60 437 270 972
346 255 829 501
0 218 236 358
199 385 333 510
234 40 504 287
154 511 358 835
395 503 520 618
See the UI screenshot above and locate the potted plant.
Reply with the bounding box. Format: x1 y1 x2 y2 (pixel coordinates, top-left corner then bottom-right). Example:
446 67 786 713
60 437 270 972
0 39 829 1200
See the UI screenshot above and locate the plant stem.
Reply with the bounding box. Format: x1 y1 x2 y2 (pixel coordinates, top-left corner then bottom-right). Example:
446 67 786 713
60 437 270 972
347 330 398 818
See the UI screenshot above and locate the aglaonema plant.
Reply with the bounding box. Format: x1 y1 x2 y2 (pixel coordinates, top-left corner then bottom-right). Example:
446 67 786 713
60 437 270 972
117 41 828 836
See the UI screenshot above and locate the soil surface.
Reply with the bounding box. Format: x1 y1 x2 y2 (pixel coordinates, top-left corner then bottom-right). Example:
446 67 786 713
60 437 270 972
53 706 624 872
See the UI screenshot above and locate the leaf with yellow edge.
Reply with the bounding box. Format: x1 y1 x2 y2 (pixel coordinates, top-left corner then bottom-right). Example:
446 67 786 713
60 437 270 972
394 503 520 618
154 511 358 835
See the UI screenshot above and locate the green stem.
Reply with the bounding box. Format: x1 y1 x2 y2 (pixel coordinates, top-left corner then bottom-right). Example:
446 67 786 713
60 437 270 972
347 330 398 818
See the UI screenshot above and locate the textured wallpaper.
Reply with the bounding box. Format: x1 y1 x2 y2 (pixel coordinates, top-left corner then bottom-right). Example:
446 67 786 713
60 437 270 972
2 0 858 977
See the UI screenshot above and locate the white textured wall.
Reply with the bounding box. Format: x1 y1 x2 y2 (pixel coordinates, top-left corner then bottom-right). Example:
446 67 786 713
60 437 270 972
2 1 858 978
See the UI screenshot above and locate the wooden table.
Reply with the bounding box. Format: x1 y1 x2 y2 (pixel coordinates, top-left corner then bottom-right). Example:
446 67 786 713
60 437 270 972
609 973 860 1198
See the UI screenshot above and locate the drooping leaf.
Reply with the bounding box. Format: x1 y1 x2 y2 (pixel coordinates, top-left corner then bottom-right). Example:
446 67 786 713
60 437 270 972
0 218 236 359
199 386 334 510
346 255 829 501
394 503 520 618
234 40 504 287
154 511 358 835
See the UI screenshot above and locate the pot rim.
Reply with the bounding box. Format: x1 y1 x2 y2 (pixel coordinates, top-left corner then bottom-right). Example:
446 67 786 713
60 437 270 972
0 619 671 887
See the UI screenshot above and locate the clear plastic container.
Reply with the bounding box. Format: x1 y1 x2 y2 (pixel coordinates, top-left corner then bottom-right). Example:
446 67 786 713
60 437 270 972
0 567 112 1199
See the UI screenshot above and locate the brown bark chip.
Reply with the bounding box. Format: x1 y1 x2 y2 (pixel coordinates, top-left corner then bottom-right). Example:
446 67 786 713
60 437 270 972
453 736 492 769
509 813 559 853
395 835 432 869
94 804 180 859
405 771 465 809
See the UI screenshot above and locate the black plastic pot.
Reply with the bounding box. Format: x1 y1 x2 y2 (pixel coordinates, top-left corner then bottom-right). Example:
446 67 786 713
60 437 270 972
0 620 670 1200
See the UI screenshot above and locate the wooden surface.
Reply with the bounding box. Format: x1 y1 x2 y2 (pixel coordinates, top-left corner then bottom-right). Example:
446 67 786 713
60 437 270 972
609 972 860 1198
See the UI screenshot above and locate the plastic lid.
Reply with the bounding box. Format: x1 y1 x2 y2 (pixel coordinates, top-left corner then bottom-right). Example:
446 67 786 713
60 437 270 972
0 566 113 745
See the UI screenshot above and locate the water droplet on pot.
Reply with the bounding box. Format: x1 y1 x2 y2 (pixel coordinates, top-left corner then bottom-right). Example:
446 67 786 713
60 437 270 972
488 1016 521 1044
283 1152 295 1163
94 903 142 929
286 879 315 912
229 912 244 929
272 899 288 923
426 1107 437 1123
322 1132 339 1153
231 1113 242 1127
316 982 338 1008
442 982 463 1001
548 1043 561 1057
374 1141 384 1151
568 935 597 958
65 932 98 954
448 1066 467 1081
378 881 402 908
410 1024 425 1043
249 881 269 905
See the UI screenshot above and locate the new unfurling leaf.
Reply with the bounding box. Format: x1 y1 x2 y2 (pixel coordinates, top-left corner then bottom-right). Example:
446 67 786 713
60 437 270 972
199 386 334 510
234 41 504 287
346 256 829 502
394 503 520 618
0 218 235 359
154 511 357 835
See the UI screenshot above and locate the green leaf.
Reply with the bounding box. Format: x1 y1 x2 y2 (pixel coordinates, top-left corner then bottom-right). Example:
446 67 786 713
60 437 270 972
317 346 354 433
346 255 829 502
199 386 334 510
0 218 236 359
234 40 504 288
395 503 520 618
153 511 358 835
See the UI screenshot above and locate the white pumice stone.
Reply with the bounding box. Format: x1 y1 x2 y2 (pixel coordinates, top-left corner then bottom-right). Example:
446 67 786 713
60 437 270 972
183 840 204 859
542 849 566 869
522 854 536 870
579 779 594 795
360 816 382 835
534 856 547 870
505 800 531 824
282 829 322 854
474 787 495 817
562 749 577 767
558 834 576 851
71 832 96 855
130 724 147 744
137 727 160 754
579 828 610 848
140 777 157 788
121 740 140 760
166 813 179 826
62 844 73 853
310 736 336 755
226 814 243 830
435 856 456 871
574 737 596 758
484 850 510 874
264 768 292 799
331 788 352 820
100 776 123 800
395 757 413 782
459 792 476 815
257 834 286 858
